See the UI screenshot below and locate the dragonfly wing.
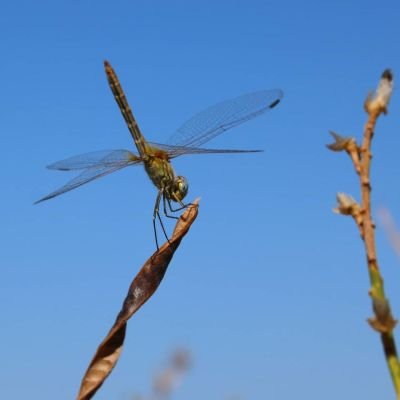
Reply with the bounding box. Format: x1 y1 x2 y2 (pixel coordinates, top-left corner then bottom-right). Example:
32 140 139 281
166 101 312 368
149 142 263 158
35 159 137 204
166 89 283 148
47 149 141 170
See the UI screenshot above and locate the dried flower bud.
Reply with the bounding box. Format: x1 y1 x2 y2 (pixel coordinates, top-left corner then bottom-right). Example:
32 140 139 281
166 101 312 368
364 69 393 115
326 131 358 152
368 296 397 333
372 297 391 321
333 193 360 216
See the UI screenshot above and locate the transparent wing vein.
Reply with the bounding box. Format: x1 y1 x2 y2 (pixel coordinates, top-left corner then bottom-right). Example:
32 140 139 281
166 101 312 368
47 149 140 170
149 142 263 158
35 158 137 204
166 89 283 149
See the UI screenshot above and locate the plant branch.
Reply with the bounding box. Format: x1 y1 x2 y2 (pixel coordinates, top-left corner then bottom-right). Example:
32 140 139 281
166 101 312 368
328 70 400 396
76 200 199 400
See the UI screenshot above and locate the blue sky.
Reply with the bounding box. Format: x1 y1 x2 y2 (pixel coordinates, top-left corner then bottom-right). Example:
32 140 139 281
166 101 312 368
1 1 400 399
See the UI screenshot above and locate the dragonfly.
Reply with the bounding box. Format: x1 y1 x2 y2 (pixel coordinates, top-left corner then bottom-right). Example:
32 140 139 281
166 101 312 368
36 61 283 248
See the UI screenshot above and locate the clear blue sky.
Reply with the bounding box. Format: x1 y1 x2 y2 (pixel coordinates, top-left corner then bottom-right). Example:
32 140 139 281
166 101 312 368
1 1 400 399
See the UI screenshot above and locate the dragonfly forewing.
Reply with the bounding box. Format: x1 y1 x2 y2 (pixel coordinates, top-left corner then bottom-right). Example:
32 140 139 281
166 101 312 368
149 142 263 158
166 89 283 148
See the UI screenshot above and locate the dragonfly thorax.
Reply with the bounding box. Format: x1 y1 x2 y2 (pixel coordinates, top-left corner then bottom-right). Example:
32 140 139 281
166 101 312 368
170 176 188 202
143 156 188 203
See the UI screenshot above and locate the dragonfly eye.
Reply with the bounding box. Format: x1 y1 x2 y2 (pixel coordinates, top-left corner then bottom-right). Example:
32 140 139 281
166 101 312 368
173 176 188 202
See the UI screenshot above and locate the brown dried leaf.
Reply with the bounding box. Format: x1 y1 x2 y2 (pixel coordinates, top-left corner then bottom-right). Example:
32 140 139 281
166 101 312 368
76 200 199 400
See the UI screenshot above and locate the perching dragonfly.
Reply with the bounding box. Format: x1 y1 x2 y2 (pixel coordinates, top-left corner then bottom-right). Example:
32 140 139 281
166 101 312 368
36 61 283 247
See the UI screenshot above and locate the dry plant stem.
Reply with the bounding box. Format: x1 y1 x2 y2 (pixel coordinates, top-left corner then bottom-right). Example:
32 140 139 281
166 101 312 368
76 200 199 400
360 112 379 273
354 112 400 394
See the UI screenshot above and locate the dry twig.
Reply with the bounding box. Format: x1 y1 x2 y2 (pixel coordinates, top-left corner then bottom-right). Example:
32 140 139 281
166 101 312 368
130 348 191 400
76 200 199 400
152 348 191 398
328 70 400 395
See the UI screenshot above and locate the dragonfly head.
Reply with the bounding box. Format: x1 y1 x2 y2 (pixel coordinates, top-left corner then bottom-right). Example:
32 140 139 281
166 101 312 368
171 176 189 202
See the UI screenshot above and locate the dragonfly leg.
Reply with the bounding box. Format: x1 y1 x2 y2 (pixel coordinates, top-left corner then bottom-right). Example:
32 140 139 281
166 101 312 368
153 190 170 249
168 198 192 213
163 195 179 220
